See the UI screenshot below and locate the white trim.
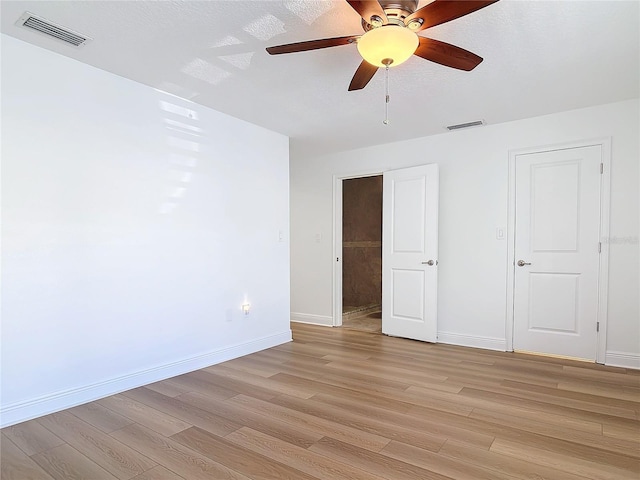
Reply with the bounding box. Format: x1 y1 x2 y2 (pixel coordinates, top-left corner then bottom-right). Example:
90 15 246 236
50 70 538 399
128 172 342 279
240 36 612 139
596 139 611 364
505 152 517 352
0 331 292 428
437 331 506 352
291 312 333 326
332 174 343 327
605 351 640 370
506 138 611 362
333 169 384 328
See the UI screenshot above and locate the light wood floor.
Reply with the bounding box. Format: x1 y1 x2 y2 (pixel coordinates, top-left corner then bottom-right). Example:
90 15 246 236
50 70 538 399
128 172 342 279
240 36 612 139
341 310 382 333
2 322 639 480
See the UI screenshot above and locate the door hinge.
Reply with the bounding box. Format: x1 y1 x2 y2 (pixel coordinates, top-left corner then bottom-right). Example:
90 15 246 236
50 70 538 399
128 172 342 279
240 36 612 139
596 321 600 332
598 242 602 253
600 163 604 174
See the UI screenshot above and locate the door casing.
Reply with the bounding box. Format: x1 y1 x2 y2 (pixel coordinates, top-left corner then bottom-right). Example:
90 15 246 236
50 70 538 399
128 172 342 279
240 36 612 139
506 138 611 363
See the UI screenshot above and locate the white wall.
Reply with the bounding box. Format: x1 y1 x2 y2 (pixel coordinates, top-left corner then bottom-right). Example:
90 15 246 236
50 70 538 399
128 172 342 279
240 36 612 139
291 99 639 366
1 35 291 427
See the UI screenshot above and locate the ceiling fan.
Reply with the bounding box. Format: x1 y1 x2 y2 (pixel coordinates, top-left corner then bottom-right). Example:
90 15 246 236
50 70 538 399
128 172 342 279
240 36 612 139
266 0 499 91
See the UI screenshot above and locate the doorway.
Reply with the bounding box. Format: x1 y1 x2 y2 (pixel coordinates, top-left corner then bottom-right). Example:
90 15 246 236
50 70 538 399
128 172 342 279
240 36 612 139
333 164 439 341
341 175 383 333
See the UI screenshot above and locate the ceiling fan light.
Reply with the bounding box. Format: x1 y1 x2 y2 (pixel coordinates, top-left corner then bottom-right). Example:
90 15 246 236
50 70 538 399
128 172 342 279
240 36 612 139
357 26 418 68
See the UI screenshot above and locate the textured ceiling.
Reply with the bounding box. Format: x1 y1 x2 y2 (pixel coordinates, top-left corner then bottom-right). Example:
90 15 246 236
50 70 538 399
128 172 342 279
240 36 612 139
1 1 639 157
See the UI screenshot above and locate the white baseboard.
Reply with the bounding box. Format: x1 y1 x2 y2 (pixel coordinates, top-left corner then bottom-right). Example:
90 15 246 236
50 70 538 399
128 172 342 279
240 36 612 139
291 312 333 326
437 331 506 352
0 330 292 428
605 350 640 369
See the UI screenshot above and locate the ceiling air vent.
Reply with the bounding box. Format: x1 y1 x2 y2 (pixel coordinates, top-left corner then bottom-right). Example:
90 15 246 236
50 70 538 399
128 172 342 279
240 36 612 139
446 120 485 131
16 12 91 47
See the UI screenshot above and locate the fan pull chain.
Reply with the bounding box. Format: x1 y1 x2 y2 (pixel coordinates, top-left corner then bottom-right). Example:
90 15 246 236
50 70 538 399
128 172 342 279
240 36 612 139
383 65 390 125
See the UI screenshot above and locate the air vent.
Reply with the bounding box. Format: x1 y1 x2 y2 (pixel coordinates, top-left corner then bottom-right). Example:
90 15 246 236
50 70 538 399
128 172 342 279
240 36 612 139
16 12 91 47
446 120 485 131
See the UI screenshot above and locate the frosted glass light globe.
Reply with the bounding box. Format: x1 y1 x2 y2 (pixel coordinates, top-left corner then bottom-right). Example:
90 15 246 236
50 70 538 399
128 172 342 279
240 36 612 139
357 26 419 67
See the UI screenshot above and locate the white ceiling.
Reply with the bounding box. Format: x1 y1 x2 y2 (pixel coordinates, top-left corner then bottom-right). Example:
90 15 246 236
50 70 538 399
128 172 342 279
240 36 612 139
2 1 638 157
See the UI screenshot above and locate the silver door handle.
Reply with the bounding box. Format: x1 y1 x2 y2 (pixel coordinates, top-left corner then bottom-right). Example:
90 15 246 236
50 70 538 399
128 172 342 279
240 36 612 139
422 260 437 266
517 260 531 267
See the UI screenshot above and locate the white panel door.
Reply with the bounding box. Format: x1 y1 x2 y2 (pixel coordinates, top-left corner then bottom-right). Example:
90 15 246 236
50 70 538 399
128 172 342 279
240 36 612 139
382 164 438 342
514 146 602 360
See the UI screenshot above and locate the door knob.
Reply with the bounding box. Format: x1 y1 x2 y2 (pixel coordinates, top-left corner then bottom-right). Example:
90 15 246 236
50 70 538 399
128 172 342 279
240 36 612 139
517 260 531 267
422 260 437 266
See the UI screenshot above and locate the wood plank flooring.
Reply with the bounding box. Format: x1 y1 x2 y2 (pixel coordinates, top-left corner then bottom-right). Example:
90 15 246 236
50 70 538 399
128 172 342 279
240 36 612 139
341 310 382 334
2 322 639 479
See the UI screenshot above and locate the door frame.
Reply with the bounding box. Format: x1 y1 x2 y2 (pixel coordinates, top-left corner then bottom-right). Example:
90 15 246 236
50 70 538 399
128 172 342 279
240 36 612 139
332 169 384 327
505 138 611 363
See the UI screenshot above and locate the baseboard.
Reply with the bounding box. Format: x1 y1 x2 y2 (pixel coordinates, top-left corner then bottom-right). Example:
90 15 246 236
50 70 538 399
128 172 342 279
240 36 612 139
605 350 640 369
291 312 333 326
437 331 506 352
0 330 292 428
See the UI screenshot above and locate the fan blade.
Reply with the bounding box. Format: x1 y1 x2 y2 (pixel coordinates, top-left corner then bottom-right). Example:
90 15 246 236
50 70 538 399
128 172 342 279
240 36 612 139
266 35 359 55
346 0 388 25
348 60 379 91
414 37 483 71
405 0 499 32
